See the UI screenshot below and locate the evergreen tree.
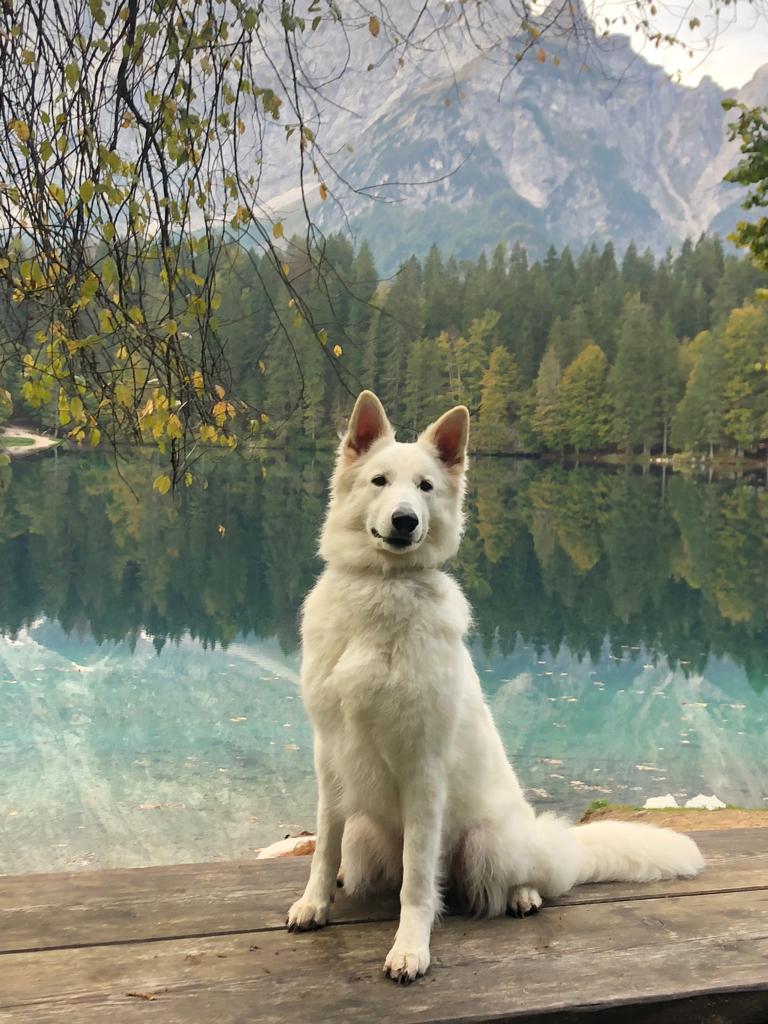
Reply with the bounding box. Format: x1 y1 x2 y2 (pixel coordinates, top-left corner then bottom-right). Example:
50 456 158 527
531 346 563 450
610 295 664 455
621 242 655 299
524 263 556 380
475 347 521 452
671 331 726 456
653 315 683 456
423 244 446 338
452 311 499 412
373 256 424 417
721 304 768 455
553 246 577 317
554 344 611 455
402 338 449 433
462 251 490 326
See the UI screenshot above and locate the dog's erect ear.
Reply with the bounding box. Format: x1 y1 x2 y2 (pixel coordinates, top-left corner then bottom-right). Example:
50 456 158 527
420 406 470 468
344 391 393 457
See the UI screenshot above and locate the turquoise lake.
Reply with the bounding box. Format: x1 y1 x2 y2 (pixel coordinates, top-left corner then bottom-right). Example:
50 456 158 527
0 451 766 874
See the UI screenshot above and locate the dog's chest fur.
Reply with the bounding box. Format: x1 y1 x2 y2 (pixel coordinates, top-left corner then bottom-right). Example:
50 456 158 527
300 567 471 816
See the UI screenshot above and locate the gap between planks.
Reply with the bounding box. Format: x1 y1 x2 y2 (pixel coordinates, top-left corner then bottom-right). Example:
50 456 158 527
2 880 767 959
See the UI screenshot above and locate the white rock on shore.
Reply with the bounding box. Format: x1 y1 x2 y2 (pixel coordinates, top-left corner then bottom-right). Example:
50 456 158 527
643 795 679 809
684 794 727 810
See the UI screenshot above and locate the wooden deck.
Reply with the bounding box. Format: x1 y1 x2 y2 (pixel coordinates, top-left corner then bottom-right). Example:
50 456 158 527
1 828 767 1023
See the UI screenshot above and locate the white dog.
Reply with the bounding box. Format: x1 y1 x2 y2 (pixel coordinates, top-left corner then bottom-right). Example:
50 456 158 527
287 391 703 983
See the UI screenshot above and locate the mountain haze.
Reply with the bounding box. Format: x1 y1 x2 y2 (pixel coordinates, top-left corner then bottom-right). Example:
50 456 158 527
271 9 767 268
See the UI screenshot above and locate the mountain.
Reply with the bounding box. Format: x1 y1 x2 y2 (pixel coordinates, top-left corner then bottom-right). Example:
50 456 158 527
265 9 767 270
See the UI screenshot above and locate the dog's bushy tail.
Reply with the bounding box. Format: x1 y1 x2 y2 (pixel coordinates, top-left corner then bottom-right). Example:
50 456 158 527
533 814 704 898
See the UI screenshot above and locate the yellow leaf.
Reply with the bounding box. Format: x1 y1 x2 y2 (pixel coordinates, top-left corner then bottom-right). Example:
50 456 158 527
191 370 204 392
167 413 183 439
79 180 95 204
184 471 193 487
22 50 36 65
153 474 171 495
10 120 31 143
272 221 284 239
333 344 343 357
214 383 226 399
318 182 328 201
89 427 101 447
217 524 226 536
70 396 85 421
0 258 9 271
368 14 380 36
58 394 71 426
165 319 178 336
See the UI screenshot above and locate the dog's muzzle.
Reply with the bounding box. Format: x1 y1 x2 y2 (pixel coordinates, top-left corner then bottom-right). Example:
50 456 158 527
372 506 421 550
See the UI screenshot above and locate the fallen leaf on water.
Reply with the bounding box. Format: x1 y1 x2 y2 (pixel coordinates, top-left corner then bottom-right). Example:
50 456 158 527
230 716 247 723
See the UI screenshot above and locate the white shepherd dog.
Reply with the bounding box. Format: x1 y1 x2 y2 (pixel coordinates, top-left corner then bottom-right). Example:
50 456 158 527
287 391 704 983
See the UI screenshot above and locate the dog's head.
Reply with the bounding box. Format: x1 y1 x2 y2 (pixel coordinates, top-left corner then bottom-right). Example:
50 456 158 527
319 391 469 571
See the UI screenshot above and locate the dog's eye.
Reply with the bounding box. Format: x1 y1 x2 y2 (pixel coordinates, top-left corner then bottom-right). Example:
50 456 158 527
371 475 387 487
419 480 433 492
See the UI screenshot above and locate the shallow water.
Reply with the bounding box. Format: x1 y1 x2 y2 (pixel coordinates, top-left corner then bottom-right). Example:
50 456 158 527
0 453 765 873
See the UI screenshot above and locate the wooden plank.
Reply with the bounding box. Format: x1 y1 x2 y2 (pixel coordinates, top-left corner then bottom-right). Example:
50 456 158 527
0 829 765 955
1 889 767 1023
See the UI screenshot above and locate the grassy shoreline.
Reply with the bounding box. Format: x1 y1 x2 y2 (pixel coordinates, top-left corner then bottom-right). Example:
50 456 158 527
0 426 62 457
580 801 768 831
1 435 35 447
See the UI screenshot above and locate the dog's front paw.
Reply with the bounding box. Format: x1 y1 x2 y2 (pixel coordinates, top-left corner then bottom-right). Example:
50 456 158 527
507 884 542 918
286 895 330 932
383 941 430 984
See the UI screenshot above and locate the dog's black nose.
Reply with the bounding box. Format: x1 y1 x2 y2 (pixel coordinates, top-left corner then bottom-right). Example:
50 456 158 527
391 508 419 535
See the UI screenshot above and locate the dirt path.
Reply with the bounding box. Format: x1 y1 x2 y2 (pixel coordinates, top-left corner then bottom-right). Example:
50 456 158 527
0 426 61 457
580 805 768 831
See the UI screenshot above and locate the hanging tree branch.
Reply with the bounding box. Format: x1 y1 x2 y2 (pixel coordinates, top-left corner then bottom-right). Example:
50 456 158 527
0 0 764 487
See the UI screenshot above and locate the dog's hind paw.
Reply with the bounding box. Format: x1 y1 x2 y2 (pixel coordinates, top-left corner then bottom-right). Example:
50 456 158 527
383 942 430 984
286 895 330 932
507 885 542 918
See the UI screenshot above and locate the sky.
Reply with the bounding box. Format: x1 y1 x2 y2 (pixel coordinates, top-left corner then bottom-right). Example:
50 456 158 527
591 0 768 87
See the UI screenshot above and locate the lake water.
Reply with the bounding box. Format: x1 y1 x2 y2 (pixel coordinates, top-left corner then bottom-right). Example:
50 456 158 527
0 451 766 874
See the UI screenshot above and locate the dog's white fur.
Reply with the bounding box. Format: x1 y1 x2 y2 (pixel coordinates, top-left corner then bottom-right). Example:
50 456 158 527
287 391 704 982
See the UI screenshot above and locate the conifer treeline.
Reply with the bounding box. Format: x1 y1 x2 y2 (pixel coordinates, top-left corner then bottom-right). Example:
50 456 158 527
3 233 767 457
241 233 767 457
